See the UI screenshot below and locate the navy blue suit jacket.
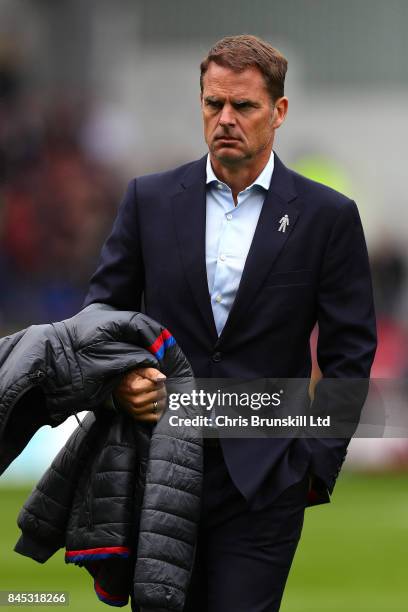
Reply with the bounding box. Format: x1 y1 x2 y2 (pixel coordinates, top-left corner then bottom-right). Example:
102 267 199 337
83 153 377 507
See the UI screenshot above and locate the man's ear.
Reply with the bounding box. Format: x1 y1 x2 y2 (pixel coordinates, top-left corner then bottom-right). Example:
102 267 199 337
272 96 289 129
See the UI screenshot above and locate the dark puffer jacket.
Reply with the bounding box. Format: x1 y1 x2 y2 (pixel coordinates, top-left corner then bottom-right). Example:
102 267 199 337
0 304 202 611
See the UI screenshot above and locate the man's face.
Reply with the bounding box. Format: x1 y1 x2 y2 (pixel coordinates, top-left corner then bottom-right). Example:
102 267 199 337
201 62 285 167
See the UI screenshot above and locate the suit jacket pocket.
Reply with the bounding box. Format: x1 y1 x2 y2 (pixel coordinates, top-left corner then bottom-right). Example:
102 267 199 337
265 269 312 288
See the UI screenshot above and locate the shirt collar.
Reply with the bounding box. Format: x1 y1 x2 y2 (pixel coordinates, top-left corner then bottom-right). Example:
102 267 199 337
205 150 275 191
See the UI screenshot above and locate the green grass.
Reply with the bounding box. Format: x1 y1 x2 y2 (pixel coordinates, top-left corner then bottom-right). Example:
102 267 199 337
0 487 103 611
1 473 407 611
282 472 408 612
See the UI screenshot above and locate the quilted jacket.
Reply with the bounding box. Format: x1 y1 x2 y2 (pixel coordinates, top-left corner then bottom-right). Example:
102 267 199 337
0 303 202 611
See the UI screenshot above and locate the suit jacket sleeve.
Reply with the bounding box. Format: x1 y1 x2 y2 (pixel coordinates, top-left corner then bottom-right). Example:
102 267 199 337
316 199 377 379
308 199 377 491
83 179 145 311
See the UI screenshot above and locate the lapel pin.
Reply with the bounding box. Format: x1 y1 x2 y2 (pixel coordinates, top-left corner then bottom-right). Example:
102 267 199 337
278 214 289 233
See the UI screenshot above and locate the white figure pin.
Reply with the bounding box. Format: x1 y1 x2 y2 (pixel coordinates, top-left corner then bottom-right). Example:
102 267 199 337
278 214 289 233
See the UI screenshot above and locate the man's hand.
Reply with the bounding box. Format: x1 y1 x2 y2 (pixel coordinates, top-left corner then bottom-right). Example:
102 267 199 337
113 367 167 423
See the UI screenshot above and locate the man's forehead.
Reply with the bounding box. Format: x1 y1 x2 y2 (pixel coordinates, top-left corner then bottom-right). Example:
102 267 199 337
202 62 267 94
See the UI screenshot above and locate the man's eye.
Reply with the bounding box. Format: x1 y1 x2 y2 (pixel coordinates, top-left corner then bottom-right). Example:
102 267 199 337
234 102 251 110
206 100 222 109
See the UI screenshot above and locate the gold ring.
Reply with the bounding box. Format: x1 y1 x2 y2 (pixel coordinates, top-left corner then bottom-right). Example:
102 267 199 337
153 401 159 414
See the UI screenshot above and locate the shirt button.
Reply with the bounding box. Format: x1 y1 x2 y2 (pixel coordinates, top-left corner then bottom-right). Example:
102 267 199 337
226 213 233 220
215 294 222 303
217 183 223 190
219 254 226 262
212 352 222 363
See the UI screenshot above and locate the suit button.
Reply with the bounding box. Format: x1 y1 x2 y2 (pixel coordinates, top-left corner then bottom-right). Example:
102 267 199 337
212 352 222 363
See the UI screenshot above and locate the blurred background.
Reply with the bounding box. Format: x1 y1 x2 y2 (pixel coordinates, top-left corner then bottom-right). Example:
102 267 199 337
0 1 407 610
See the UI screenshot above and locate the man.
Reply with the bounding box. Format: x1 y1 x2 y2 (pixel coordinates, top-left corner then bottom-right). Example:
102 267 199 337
84 35 377 611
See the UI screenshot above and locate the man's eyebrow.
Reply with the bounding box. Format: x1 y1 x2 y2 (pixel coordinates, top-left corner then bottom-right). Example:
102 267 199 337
203 95 223 102
203 95 259 106
233 99 257 106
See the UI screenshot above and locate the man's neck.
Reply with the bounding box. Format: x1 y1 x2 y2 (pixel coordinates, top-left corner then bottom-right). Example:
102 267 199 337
209 149 273 205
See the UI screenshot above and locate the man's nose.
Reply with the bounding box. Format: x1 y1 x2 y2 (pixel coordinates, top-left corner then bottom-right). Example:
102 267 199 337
218 104 236 127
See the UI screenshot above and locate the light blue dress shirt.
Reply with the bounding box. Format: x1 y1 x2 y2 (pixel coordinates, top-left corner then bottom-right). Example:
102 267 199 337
205 150 275 336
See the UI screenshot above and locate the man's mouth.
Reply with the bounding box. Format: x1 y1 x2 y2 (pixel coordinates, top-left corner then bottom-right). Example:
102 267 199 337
215 136 240 142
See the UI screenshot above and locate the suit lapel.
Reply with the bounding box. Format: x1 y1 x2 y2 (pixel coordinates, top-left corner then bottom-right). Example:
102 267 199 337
171 154 300 347
217 154 300 346
171 156 218 342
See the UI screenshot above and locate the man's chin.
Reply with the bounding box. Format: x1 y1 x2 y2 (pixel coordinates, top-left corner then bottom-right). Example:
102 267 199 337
212 147 246 166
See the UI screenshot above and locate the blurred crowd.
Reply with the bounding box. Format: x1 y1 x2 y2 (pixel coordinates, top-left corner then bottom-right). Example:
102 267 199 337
370 241 408 379
0 49 120 331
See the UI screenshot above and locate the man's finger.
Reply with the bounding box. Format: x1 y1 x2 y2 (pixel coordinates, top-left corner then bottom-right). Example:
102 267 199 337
123 368 166 393
125 398 167 421
124 373 167 394
138 367 167 385
128 387 167 408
